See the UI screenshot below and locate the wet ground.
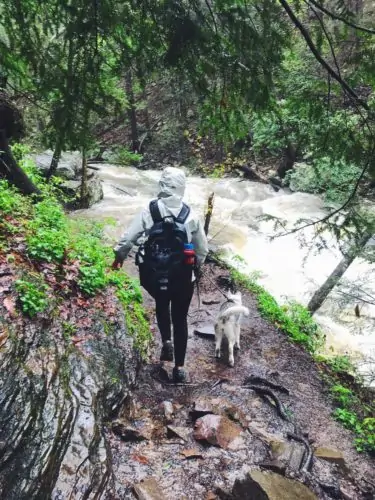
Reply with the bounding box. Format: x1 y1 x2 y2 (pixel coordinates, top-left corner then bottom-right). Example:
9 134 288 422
109 259 375 500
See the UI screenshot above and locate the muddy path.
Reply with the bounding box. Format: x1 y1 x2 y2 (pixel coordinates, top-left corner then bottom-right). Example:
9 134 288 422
109 258 375 500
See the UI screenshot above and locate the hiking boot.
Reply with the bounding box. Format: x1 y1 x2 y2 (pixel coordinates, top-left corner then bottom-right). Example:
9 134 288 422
160 341 174 362
172 367 187 383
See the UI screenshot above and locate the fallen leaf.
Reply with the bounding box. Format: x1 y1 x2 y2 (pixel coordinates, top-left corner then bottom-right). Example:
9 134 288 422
131 454 149 465
0 331 8 346
180 448 204 459
3 297 16 317
205 492 217 500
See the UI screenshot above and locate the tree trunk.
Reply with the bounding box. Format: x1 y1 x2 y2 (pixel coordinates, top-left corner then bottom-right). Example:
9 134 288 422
307 234 371 313
125 70 139 153
204 192 215 236
277 143 297 179
46 139 63 180
0 129 40 195
80 147 88 207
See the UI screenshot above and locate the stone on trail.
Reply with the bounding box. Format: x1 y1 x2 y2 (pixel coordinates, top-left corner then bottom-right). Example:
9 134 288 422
231 470 318 500
133 477 167 500
270 439 306 471
160 400 174 423
190 399 215 420
193 324 216 338
167 425 191 441
314 447 347 469
180 448 204 459
193 414 242 449
112 418 153 441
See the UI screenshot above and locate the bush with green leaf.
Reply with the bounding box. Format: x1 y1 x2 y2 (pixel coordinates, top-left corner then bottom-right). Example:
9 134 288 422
15 278 49 317
287 158 362 204
110 147 143 166
26 199 68 262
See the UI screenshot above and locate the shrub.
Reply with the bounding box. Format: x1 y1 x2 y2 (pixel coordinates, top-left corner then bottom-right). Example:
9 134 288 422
15 278 49 317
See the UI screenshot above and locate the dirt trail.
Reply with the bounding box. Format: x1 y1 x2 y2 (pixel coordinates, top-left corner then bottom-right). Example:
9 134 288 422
109 259 374 499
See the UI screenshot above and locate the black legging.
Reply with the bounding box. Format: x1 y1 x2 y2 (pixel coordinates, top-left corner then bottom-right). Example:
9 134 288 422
155 281 194 366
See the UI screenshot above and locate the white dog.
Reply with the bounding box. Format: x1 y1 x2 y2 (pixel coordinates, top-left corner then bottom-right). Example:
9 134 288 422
214 291 249 367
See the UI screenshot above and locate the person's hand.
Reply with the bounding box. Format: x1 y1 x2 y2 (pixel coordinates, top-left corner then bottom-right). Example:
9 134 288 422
111 257 123 270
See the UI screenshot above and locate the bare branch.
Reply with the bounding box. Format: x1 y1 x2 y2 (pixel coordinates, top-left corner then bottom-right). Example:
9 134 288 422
307 0 375 36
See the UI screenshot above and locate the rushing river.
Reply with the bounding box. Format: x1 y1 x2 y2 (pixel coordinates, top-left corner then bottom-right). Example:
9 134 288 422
78 164 375 384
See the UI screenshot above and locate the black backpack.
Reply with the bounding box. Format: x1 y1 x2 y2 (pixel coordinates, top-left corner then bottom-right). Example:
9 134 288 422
136 199 192 297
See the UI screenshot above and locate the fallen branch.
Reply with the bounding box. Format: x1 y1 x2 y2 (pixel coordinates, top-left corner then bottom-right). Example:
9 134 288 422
287 432 313 472
243 384 290 421
243 376 290 395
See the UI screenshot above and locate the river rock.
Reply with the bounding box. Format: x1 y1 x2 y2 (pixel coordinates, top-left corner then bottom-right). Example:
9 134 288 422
314 447 347 470
193 414 242 449
60 175 103 208
34 150 103 207
34 150 82 179
231 470 318 500
133 477 167 500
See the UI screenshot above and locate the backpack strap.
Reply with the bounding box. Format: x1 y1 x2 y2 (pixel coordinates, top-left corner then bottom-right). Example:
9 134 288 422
149 199 162 222
176 203 190 223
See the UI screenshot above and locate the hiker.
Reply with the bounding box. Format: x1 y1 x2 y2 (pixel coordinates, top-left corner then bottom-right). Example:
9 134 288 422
112 167 209 382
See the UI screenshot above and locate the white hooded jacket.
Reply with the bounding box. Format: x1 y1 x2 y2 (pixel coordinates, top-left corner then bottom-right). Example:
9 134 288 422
114 167 209 267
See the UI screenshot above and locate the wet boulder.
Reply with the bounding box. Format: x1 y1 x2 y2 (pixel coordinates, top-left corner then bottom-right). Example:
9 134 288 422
34 150 104 207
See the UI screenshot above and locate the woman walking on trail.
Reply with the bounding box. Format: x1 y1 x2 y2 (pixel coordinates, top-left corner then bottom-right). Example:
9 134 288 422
112 167 209 382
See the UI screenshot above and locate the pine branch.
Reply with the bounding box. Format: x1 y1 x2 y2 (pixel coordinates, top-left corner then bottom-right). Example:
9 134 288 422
277 142 375 237
279 0 369 111
307 0 375 35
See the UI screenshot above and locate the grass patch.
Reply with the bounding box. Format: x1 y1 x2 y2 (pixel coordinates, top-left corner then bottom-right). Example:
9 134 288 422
230 267 325 353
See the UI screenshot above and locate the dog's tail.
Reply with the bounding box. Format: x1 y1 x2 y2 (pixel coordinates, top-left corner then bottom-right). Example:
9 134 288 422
219 305 249 320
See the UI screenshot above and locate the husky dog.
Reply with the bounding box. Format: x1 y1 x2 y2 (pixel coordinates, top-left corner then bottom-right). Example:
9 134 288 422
214 291 249 367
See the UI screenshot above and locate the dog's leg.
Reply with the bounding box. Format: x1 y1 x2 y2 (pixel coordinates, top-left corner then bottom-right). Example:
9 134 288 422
215 324 223 359
234 323 241 350
227 324 235 367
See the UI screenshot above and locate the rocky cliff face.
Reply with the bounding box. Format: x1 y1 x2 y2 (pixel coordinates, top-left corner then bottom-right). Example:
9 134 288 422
0 261 140 499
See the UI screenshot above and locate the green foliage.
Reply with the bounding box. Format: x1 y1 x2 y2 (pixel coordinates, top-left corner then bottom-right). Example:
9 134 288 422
230 268 324 353
0 180 30 216
26 200 68 262
0 162 151 353
288 158 363 204
330 384 354 406
110 147 143 166
326 355 355 374
355 418 375 454
108 271 151 356
15 278 48 317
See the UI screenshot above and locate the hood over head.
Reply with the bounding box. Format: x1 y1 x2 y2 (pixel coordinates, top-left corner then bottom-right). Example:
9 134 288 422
157 167 186 209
